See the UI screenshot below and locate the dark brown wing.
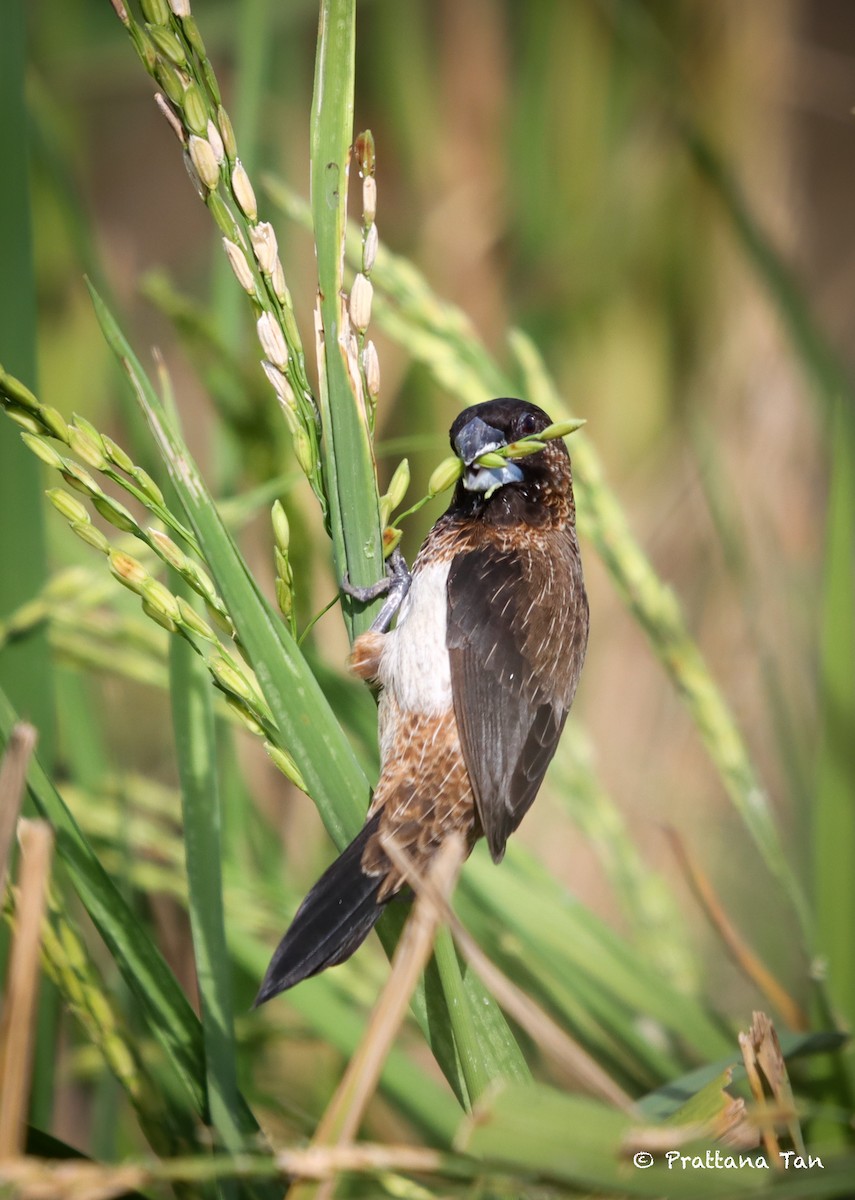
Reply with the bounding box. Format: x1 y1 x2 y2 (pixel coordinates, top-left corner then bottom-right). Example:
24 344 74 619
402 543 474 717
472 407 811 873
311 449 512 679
446 538 587 862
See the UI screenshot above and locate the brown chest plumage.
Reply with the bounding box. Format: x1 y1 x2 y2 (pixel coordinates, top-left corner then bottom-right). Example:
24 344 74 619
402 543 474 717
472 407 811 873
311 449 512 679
351 505 587 880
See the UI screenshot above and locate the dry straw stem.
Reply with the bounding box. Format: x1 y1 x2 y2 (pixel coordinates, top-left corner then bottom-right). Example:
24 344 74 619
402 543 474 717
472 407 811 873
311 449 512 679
0 723 37 897
287 833 467 1200
381 835 634 1114
0 1143 454 1200
739 1011 805 1164
0 819 54 1157
665 828 808 1032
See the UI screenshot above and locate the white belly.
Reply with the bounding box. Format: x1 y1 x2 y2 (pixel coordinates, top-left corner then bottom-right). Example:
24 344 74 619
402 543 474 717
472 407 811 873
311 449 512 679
378 560 452 715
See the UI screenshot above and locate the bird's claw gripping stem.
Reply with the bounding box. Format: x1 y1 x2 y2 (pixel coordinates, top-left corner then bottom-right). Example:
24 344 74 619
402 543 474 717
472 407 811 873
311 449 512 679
342 548 411 633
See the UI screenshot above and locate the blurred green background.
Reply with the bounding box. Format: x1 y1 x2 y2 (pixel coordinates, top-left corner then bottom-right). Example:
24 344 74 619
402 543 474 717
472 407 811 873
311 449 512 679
2 0 854 1174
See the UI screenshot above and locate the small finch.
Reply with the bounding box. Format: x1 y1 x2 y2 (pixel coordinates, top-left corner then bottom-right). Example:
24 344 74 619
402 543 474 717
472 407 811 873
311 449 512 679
256 397 588 1003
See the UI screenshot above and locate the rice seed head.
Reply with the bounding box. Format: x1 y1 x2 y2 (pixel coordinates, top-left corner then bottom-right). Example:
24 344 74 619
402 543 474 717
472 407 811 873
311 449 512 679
188 135 220 191
142 598 177 633
130 22 158 73
292 426 315 477
349 273 373 333
206 118 225 165
362 175 377 224
109 551 148 595
0 368 39 411
102 436 136 474
249 222 278 276
21 433 64 468
147 24 187 66
503 438 546 460
386 458 410 511
363 222 378 274
176 596 216 641
383 526 403 557
231 160 257 221
92 494 139 534
540 418 586 439
216 106 236 161
39 406 70 443
141 577 181 623
183 149 205 199
362 340 380 398
182 15 208 62
210 656 255 705
149 528 187 571
182 83 208 136
271 500 290 554
271 258 288 304
140 0 170 24
46 488 89 525
168 0 191 15
183 560 218 604
256 313 288 370
132 467 165 507
225 696 265 737
275 577 292 623
261 360 296 410
155 61 184 107
72 414 106 448
206 603 235 638
68 426 108 471
222 239 256 294
61 461 99 497
355 129 375 177
428 455 464 496
264 742 307 792
71 521 110 554
7 409 43 435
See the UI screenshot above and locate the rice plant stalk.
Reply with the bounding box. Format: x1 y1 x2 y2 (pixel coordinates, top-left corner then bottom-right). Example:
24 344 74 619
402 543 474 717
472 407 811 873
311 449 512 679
310 0 385 640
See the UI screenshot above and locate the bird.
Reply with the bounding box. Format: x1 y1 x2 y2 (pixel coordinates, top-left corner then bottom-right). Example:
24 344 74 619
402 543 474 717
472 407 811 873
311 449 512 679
255 397 588 1004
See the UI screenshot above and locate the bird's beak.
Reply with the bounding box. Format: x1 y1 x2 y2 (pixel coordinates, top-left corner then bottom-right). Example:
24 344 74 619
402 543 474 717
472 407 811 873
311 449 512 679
453 416 524 494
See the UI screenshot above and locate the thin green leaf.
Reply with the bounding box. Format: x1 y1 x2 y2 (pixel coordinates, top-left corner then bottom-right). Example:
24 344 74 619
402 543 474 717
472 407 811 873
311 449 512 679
636 1030 849 1121
432 926 496 1106
815 401 855 1036
0 0 55 773
459 847 733 1062
311 0 385 639
170 586 243 1176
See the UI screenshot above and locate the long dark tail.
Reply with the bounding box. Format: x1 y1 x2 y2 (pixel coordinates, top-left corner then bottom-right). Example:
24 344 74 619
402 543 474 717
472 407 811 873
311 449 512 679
254 812 385 1005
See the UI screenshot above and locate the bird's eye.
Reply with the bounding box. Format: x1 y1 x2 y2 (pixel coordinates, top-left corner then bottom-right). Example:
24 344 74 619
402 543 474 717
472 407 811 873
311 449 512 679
517 412 538 437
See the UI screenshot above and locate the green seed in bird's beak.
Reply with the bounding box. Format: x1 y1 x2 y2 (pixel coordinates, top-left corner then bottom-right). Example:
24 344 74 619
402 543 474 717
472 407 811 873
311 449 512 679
541 417 586 440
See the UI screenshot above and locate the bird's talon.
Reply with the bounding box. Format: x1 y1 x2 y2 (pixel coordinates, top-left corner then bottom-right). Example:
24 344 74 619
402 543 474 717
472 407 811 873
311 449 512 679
341 570 391 604
341 550 412 632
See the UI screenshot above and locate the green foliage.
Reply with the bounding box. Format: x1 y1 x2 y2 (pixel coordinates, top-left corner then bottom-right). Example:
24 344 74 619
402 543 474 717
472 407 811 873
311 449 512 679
0 1 853 1197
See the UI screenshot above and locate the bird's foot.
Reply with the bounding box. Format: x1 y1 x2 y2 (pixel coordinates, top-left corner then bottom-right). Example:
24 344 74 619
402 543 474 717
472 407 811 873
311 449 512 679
342 548 411 633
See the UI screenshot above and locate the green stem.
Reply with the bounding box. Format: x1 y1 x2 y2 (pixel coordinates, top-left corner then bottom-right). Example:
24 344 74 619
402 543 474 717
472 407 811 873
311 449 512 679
432 926 495 1106
310 0 384 639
